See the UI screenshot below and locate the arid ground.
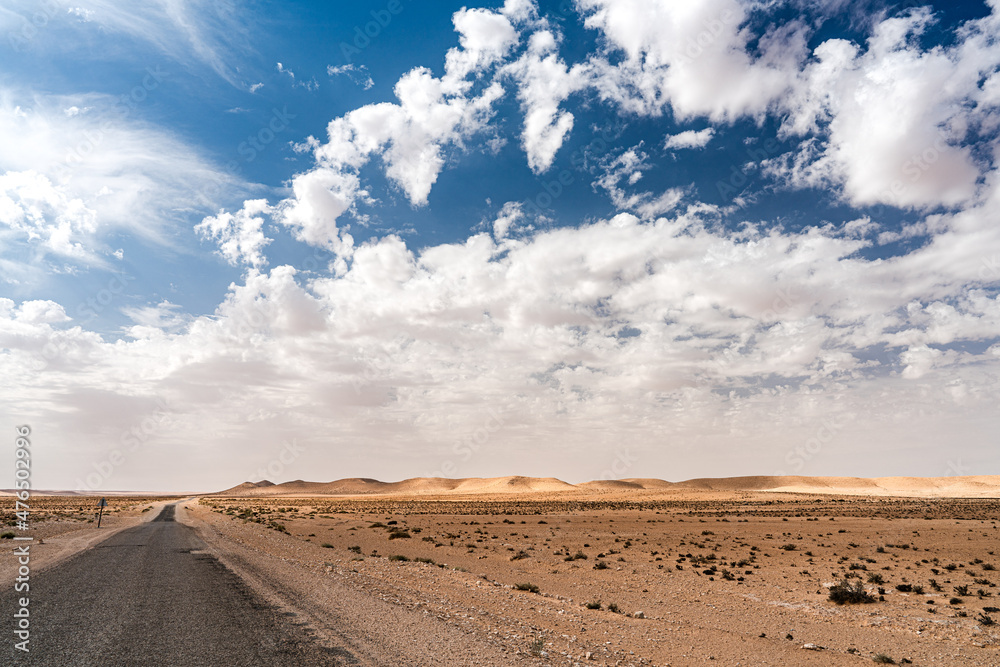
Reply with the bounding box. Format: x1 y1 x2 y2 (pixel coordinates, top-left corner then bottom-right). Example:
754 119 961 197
6 481 1000 665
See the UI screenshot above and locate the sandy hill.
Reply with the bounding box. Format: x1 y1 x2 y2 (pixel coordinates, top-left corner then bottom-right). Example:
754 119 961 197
206 474 1000 498
577 480 646 491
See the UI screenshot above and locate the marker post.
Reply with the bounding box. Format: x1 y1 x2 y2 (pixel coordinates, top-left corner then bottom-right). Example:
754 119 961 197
97 497 107 527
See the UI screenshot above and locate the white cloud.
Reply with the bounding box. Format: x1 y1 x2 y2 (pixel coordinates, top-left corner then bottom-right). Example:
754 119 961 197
0 87 245 267
271 5 520 253
578 0 808 120
196 199 273 268
595 147 686 218
62 105 91 117
491 201 525 239
4 0 256 86
327 64 374 90
122 300 191 335
505 29 588 172
664 128 714 150
5 197 1000 486
768 6 1000 210
0 170 98 261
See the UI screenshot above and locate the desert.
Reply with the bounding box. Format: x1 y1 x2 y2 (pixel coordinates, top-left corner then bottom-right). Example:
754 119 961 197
7 476 999 665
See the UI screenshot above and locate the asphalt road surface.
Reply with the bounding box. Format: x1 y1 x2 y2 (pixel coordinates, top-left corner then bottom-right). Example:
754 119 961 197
4 503 352 666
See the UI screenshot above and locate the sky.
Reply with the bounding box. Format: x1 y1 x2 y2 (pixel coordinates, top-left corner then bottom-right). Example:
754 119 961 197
1 0 999 492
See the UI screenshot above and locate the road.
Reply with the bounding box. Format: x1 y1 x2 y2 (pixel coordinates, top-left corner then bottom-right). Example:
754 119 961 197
4 503 353 666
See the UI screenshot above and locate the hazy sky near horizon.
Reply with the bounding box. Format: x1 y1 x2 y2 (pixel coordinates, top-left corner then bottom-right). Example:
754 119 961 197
2 0 999 491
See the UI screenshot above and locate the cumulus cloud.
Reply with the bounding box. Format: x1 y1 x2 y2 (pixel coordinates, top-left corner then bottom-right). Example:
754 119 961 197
195 199 273 268
0 170 98 261
268 5 523 254
594 147 687 218
491 201 526 239
664 128 714 150
768 5 1000 210
577 0 809 120
5 197 1000 485
504 29 588 172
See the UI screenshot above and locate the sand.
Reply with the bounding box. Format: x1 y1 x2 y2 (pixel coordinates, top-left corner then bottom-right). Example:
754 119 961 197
210 474 1000 499
189 491 1000 665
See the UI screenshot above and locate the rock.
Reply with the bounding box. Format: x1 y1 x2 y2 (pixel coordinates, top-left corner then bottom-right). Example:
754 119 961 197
585 651 594 660
633 611 645 618
800 643 825 651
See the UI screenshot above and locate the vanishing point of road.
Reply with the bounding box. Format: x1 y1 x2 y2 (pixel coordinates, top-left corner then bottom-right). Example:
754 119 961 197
3 503 352 666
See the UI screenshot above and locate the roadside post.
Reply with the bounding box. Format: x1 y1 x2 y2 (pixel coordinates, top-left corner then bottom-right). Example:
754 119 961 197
97 497 107 528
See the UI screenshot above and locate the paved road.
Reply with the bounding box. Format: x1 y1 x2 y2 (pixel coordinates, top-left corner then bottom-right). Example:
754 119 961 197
4 504 352 666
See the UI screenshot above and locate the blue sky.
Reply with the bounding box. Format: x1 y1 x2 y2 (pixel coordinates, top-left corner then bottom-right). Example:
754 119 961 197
1 0 999 491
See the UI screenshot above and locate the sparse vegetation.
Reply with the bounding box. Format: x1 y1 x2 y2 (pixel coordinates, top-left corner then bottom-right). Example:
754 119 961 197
829 579 877 605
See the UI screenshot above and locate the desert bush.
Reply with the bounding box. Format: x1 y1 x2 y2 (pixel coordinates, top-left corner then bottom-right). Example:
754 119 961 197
867 573 885 585
585 601 602 610
828 579 876 605
872 654 895 664
954 585 970 596
515 582 539 593
976 612 995 626
388 554 409 562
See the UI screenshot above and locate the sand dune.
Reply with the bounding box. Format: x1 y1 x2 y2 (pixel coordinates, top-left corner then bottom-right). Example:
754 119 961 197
208 474 1000 498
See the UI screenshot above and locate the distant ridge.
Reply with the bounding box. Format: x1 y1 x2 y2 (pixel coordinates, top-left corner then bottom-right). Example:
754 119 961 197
206 474 1000 498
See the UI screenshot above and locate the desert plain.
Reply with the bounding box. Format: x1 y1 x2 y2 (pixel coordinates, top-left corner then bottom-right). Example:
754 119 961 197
5 475 1000 666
